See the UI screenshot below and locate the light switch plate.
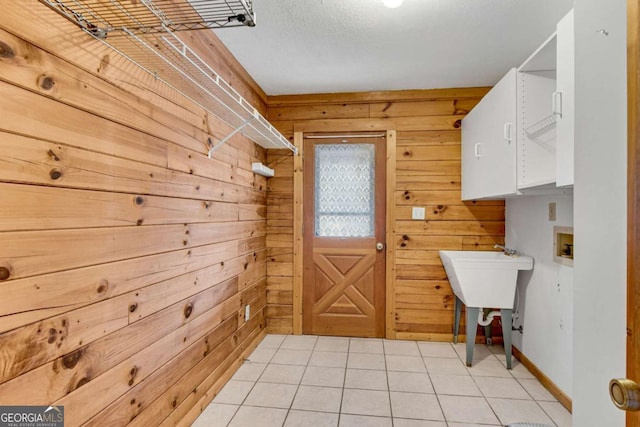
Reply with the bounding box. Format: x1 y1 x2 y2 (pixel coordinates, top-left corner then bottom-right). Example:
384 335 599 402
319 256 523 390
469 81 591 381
412 207 426 220
548 202 557 221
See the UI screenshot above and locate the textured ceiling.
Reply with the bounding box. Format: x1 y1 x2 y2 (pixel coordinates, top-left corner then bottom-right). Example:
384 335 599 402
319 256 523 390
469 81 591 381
213 0 574 95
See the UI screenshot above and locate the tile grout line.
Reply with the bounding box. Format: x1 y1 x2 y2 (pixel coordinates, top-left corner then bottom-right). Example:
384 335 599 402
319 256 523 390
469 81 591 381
382 339 395 426
336 337 351 427
208 335 569 427
281 334 318 427
421 341 447 426
225 335 287 427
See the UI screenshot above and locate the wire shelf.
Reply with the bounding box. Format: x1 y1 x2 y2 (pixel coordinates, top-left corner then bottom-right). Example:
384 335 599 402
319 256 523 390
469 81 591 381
41 0 255 34
38 0 296 155
524 113 559 137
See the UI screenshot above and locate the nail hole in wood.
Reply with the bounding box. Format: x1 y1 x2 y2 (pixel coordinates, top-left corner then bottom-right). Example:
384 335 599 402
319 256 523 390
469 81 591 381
454 119 462 128
402 235 409 241
134 196 144 206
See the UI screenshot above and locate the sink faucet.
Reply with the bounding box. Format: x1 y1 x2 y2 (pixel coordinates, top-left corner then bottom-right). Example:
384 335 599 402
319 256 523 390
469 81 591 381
494 244 518 256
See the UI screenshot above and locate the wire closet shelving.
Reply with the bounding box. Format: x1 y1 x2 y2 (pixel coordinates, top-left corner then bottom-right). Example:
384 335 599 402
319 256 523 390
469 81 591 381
38 0 297 156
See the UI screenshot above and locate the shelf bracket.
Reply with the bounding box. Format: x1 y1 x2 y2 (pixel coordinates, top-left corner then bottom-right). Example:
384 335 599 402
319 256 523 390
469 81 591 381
208 114 257 158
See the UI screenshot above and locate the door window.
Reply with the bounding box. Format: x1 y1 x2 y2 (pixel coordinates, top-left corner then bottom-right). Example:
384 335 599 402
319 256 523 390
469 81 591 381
314 144 375 237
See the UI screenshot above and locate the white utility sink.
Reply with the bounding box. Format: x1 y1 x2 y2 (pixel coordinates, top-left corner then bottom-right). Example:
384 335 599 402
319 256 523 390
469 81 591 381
439 250 534 369
439 250 533 309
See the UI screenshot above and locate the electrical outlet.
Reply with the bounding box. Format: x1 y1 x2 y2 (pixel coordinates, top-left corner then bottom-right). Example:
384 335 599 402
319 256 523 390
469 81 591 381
244 305 250 321
412 207 426 220
548 202 557 221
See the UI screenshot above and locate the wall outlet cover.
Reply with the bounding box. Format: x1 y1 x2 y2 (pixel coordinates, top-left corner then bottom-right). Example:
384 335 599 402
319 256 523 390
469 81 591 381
244 305 250 321
412 207 426 220
548 202 557 221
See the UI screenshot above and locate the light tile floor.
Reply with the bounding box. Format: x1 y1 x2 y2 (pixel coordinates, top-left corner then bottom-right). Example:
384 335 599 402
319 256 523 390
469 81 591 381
193 335 571 427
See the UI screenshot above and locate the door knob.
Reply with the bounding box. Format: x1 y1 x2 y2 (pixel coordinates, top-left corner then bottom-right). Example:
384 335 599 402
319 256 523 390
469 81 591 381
376 242 384 251
609 378 640 411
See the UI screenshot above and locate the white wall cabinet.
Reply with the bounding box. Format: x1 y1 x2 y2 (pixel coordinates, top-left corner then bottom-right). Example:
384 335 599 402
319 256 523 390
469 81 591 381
461 69 517 200
555 10 575 187
461 9 574 200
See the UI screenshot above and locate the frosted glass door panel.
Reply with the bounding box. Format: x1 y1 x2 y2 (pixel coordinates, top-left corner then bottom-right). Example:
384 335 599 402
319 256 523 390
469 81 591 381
314 144 375 237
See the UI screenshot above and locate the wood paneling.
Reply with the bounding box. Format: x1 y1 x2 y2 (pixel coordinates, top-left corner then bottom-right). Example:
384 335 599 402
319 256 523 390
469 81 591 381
266 89 504 339
0 2 268 425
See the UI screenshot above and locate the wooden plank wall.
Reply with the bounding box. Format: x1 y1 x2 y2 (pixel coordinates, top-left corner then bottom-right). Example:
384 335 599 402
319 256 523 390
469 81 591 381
0 3 269 426
265 89 507 340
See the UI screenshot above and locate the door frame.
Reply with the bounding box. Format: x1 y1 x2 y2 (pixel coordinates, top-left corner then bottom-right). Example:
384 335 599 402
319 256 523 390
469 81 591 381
291 120 397 338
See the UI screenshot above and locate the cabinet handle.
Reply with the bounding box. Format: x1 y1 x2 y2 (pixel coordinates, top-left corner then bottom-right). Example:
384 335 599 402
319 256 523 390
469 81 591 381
474 143 483 158
503 123 512 143
552 91 563 117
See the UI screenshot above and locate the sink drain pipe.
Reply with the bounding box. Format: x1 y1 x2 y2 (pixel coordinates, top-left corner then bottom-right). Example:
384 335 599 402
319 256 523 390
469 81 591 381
478 309 501 326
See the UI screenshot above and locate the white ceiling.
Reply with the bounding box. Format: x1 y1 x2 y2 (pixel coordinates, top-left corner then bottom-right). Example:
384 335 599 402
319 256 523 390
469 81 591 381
213 0 574 96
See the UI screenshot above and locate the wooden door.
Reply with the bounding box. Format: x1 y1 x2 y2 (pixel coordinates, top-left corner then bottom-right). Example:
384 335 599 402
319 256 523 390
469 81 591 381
302 134 386 337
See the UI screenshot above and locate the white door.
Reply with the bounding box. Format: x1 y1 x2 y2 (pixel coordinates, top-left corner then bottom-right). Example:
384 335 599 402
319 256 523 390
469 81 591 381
555 9 575 187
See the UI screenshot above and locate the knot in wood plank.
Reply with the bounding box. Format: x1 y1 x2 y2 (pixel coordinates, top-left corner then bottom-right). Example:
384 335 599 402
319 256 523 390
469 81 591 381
38 75 55 91
49 169 62 180
184 303 193 319
0 40 15 59
0 266 11 281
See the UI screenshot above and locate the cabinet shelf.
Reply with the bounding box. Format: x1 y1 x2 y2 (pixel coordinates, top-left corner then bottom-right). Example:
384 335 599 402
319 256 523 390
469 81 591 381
38 0 297 155
525 113 559 137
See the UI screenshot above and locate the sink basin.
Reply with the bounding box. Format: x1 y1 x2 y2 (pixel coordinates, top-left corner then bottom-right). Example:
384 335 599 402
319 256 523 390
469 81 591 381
439 250 534 309
439 250 533 370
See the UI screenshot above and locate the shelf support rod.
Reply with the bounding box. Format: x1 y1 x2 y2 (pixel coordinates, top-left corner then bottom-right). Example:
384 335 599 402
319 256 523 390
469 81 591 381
208 114 257 158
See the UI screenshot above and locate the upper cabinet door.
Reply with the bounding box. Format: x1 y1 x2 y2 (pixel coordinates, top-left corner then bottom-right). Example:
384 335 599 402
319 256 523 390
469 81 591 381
461 68 517 200
555 9 575 187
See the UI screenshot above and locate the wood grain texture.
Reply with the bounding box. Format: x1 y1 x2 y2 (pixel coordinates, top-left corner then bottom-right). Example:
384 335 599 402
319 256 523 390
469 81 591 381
0 3 269 425
265 88 504 338
629 1 640 426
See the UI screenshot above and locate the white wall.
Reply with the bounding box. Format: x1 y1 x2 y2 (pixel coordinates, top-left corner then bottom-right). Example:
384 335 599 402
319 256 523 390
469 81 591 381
573 0 627 425
506 193 574 397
